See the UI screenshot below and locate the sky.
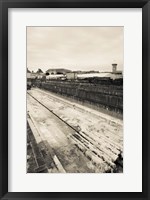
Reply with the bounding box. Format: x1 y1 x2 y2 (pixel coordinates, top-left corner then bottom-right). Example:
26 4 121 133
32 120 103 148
27 27 123 72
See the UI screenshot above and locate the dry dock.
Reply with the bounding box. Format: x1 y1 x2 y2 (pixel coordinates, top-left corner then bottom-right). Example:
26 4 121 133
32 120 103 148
27 88 123 173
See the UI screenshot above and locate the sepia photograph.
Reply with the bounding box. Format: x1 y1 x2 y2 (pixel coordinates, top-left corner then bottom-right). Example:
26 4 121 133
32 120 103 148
27 26 123 173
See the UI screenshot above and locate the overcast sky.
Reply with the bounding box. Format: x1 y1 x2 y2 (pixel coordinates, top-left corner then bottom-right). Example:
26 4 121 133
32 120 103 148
27 27 123 72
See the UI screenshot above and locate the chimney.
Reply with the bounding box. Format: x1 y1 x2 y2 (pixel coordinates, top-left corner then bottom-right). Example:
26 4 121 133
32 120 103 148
112 63 117 73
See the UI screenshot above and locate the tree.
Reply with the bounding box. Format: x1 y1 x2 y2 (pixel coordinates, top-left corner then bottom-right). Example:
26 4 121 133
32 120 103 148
36 68 43 74
27 68 31 73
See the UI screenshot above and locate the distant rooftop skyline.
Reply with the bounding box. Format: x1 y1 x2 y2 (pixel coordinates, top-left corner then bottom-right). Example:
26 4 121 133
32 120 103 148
27 27 123 72
27 67 122 73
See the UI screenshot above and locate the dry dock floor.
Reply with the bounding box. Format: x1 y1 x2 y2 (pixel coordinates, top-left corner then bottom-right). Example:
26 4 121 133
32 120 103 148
27 88 123 173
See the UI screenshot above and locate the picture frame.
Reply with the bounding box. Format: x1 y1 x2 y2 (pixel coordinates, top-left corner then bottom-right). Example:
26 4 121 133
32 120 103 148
0 0 150 199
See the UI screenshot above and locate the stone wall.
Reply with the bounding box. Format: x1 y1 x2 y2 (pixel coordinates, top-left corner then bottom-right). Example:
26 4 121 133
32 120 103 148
35 80 123 114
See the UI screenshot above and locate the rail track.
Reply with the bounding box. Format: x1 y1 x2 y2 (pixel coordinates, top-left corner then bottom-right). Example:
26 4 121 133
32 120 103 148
27 90 123 173
28 92 84 134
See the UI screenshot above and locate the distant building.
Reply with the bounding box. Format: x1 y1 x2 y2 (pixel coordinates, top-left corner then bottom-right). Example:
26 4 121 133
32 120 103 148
77 72 123 80
77 73 110 79
46 68 71 75
66 72 78 80
27 68 31 79
112 64 122 74
112 63 117 73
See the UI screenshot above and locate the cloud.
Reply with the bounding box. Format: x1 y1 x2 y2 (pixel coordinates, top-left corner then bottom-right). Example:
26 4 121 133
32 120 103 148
27 27 123 72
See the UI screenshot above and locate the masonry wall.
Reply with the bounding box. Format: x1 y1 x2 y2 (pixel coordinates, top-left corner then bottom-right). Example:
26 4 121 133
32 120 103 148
35 80 123 114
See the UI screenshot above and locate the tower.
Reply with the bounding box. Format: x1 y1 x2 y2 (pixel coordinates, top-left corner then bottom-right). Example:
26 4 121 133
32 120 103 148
112 63 117 73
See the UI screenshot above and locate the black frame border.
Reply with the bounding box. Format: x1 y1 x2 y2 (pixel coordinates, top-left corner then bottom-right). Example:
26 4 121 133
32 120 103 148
0 0 150 200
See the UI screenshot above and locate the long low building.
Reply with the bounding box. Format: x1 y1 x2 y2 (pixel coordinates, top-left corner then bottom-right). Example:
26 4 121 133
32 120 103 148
46 68 71 75
75 72 123 80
